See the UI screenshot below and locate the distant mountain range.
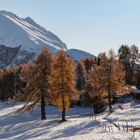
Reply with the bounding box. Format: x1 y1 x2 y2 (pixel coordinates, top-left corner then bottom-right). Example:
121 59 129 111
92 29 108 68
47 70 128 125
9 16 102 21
0 10 95 67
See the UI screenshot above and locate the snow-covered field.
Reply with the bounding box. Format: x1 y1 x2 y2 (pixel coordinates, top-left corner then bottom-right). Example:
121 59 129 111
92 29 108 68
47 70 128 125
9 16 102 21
0 99 140 140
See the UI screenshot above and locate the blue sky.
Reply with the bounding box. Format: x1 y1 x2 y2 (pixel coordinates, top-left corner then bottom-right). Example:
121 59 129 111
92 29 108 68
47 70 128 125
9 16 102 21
0 0 140 55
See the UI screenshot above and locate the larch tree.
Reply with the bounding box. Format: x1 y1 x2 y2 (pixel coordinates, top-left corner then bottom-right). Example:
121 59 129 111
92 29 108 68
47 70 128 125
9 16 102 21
0 67 16 101
17 48 52 120
14 65 26 95
84 64 106 113
50 50 77 121
92 50 131 113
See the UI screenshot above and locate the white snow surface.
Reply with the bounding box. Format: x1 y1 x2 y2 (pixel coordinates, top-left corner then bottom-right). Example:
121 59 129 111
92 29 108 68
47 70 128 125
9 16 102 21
133 89 140 94
0 100 140 140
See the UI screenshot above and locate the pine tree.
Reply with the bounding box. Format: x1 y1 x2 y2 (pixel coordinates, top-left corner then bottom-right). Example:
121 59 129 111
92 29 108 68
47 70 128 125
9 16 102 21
50 50 77 121
76 61 85 91
118 45 131 84
129 45 140 85
84 58 94 73
17 49 52 120
118 44 140 85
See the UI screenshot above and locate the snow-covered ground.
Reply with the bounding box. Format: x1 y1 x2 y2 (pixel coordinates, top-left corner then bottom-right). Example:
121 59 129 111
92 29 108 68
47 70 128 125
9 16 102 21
0 100 140 140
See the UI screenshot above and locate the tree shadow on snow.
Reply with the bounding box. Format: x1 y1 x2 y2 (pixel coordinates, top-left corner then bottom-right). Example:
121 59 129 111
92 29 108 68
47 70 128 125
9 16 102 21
0 119 61 140
49 120 100 139
0 104 98 140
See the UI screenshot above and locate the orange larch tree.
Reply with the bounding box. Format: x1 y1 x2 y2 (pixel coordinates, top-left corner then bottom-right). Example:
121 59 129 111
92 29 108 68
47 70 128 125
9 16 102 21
17 48 52 120
50 50 77 121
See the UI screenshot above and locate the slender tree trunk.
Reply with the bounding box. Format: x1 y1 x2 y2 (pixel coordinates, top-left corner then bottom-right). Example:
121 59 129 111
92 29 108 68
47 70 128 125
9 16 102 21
62 94 66 121
131 64 134 85
61 58 66 122
41 93 46 120
125 66 129 84
108 59 112 114
108 87 112 113
40 56 46 120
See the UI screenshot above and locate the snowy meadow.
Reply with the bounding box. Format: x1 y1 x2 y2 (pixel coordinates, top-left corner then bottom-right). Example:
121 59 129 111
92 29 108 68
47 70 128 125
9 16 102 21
0 99 140 140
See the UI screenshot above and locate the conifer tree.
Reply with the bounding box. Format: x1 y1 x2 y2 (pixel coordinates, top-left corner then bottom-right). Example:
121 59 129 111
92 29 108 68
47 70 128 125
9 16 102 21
129 45 140 85
118 45 131 84
0 67 16 101
118 45 140 85
84 58 94 73
17 49 52 120
14 66 26 95
76 61 85 91
50 50 77 121
84 64 105 113
90 50 131 113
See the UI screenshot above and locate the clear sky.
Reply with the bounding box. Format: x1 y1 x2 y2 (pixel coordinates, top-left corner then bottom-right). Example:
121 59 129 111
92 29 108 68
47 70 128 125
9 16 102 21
0 0 140 55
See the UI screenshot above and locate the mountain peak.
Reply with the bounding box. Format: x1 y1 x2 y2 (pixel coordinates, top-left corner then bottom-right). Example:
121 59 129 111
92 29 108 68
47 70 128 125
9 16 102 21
24 16 38 26
24 16 47 32
24 16 33 21
0 10 67 51
0 10 19 18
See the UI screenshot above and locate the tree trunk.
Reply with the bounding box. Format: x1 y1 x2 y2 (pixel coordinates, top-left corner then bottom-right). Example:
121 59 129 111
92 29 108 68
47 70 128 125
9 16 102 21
108 60 112 114
130 65 134 85
62 95 66 121
108 88 112 113
41 94 46 120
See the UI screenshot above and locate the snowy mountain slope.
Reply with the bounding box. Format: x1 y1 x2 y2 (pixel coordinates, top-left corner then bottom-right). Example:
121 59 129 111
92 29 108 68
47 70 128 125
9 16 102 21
0 10 67 52
0 10 95 67
66 49 95 61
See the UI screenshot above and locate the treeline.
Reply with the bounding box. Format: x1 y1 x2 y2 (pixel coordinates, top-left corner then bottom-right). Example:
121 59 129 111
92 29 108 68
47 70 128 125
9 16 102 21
1 44 139 121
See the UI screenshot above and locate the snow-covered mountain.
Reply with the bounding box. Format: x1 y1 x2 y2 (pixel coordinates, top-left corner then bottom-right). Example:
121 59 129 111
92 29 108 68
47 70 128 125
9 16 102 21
66 49 94 61
0 10 95 67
